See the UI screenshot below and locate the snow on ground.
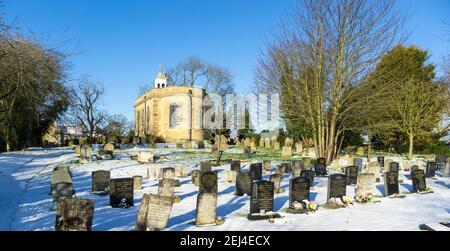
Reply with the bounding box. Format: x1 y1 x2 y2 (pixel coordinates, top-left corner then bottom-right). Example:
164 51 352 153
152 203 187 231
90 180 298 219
0 147 449 231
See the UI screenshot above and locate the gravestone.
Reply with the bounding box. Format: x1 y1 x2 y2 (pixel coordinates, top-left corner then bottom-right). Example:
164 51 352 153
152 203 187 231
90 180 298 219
249 180 275 217
317 157 326 166
51 169 73 197
145 194 174 231
295 143 303 154
138 151 153 163
327 174 347 201
162 167 175 180
292 160 303 170
199 171 218 193
314 163 327 176
250 163 263 180
389 162 400 178
258 138 264 148
148 167 158 180
275 165 285 175
186 141 193 150
75 145 81 156
410 165 419 173
274 142 280 150
263 160 271 172
231 160 241 172
200 161 212 173
353 158 364 172
291 166 302 177
244 146 252 155
191 170 201 187
401 160 411 171
383 171 399 197
426 162 436 178
133 176 143 190
104 143 115 151
345 166 359 185
300 170 315 187
235 172 252 196
411 169 427 193
197 140 205 149
367 162 381 182
264 138 271 148
377 156 385 168
158 179 175 197
55 198 94 231
91 170 110 194
176 143 183 149
52 182 74 202
225 170 237 183
281 162 292 174
356 173 375 196
195 193 217 226
282 146 292 158
110 178 134 208
80 146 92 164
356 147 365 156
269 174 282 194
302 157 311 170
443 159 450 178
435 155 448 167
288 177 310 212
135 194 151 231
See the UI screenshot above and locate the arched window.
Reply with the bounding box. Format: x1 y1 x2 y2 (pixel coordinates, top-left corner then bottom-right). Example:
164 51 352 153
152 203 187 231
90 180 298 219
169 104 180 128
157 84 160 88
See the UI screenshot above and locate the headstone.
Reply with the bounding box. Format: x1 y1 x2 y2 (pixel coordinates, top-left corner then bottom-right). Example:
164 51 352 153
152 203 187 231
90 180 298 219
292 160 303 170
80 145 92 164
295 143 303 154
225 170 237 183
389 162 400 178
200 161 212 173
186 141 193 150
353 158 364 172
158 179 175 197
443 159 450 178
401 160 411 171
313 163 327 176
176 143 183 149
300 170 315 187
282 146 292 158
189 169 202 187
110 178 134 208
263 160 271 172
289 177 310 210
250 163 263 180
75 145 81 156
235 172 252 196
249 180 274 215
133 176 143 190
52 182 74 202
231 160 241 172
199 171 218 193
327 174 347 201
425 162 436 178
104 143 115 151
144 194 174 231
148 167 158 180
345 166 359 185
367 162 381 182
264 138 271 148
195 193 217 226
162 167 175 180
244 146 252 155
356 173 375 196
138 151 153 163
55 198 94 231
274 142 280 150
302 157 311 170
91 170 110 193
356 147 365 156
377 156 385 168
281 162 292 174
275 164 285 175
269 174 282 194
435 155 448 166
411 169 427 193
383 171 399 196
410 165 419 173
291 166 302 177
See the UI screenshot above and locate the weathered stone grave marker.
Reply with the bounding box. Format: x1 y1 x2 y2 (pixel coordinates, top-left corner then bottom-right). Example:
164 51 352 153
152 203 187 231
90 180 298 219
345 166 358 185
191 170 201 187
235 172 252 196
300 170 315 187
199 171 218 193
195 193 217 226
269 174 283 194
55 198 94 231
411 169 427 193
135 194 173 231
110 178 134 208
91 170 110 194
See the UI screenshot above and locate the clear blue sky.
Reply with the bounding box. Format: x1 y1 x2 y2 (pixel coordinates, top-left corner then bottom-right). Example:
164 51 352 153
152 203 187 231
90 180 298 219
3 0 450 121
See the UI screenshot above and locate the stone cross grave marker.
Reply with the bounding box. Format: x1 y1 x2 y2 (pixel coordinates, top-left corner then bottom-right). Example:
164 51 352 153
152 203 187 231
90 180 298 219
327 174 347 202
55 198 94 231
195 193 217 226
110 178 134 208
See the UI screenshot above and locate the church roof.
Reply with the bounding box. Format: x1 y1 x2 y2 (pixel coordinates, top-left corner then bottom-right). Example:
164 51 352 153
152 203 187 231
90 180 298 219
156 71 168 80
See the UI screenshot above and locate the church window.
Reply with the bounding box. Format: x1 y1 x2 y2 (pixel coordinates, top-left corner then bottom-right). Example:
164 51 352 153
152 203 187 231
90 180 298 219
169 104 180 128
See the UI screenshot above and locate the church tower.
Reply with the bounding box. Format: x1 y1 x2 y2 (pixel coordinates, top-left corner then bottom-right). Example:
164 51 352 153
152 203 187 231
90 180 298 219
154 64 170 88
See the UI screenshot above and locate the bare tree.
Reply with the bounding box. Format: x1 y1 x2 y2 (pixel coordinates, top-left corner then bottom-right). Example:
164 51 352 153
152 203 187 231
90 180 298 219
255 0 406 164
67 76 108 143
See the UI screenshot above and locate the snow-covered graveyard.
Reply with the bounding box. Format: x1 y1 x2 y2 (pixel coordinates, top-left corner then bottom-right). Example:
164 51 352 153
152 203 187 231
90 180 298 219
0 144 449 231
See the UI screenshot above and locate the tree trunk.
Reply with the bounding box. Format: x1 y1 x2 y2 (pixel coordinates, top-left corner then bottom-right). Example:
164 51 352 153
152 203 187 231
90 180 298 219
367 130 372 160
408 133 414 160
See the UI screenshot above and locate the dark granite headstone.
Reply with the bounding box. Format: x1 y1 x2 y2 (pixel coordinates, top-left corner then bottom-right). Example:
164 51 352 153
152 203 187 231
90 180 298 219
383 171 399 196
231 160 241 172
353 158 363 172
377 156 385 168
235 172 252 196
200 161 212 173
327 174 346 201
300 170 315 187
317 158 326 166
250 163 263 180
410 165 419 173
389 162 400 178
313 164 327 176
411 169 427 193
249 180 274 215
109 178 134 208
289 177 310 209
55 198 94 231
91 170 110 193
345 166 358 185
426 162 436 178
199 171 218 193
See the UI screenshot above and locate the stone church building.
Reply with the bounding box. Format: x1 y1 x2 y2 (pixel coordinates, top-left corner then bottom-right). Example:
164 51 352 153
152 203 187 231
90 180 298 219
134 68 205 143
